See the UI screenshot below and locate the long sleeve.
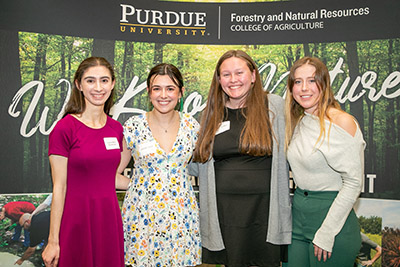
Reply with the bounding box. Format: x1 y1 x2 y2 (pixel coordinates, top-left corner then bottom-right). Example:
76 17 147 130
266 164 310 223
313 121 365 251
287 113 365 252
189 159 225 251
266 94 292 245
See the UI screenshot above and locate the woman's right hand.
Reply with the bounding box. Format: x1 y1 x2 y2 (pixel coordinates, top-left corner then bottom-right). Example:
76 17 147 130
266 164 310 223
313 243 332 262
42 242 60 267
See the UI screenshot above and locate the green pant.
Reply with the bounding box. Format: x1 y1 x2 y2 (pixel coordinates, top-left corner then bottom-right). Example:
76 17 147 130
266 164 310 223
288 188 361 267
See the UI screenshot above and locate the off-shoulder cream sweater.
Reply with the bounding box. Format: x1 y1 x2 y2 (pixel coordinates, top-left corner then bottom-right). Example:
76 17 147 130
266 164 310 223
287 112 365 252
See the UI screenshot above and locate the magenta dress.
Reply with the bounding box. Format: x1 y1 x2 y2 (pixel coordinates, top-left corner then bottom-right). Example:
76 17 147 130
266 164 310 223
48 114 124 267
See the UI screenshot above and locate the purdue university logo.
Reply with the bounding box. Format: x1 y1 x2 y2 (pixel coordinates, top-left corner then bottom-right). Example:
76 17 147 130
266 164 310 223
120 4 207 37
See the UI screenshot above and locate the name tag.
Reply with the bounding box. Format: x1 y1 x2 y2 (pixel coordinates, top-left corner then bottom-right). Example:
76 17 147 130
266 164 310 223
139 140 156 156
104 137 120 150
216 121 230 135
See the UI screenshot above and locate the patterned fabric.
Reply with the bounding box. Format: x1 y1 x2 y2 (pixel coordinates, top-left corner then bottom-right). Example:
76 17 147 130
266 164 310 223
122 112 201 267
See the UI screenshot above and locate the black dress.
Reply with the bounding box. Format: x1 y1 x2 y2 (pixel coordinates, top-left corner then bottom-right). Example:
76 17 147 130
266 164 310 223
202 107 281 267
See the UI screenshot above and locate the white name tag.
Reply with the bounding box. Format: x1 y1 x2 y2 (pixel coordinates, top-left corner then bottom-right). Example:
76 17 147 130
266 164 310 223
139 140 156 156
216 121 230 135
104 137 120 150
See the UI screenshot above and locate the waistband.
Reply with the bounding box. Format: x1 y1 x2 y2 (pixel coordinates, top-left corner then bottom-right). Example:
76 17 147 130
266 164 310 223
295 187 338 200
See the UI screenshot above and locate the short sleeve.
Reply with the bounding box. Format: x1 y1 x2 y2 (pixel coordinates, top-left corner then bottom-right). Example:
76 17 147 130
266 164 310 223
187 113 200 147
48 117 73 158
123 116 137 151
108 117 124 152
118 125 124 152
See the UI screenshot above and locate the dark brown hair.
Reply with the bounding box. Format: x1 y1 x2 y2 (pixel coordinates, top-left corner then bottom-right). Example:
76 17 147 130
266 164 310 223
147 63 183 90
146 63 184 111
193 50 273 163
64 57 115 116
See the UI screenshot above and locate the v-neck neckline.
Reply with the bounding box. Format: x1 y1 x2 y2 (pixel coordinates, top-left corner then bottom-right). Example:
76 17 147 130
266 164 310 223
144 112 182 155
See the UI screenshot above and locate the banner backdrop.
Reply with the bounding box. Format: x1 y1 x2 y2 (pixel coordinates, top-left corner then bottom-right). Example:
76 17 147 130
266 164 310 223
1 0 399 199
0 0 400 266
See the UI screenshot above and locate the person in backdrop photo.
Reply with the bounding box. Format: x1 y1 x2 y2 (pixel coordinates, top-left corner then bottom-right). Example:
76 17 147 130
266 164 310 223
15 211 50 265
190 50 291 267
42 57 129 267
0 201 35 248
285 56 365 266
355 232 382 267
116 63 201 266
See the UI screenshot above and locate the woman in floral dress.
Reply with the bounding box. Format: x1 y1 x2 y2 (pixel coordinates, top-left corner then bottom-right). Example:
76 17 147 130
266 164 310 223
117 63 201 267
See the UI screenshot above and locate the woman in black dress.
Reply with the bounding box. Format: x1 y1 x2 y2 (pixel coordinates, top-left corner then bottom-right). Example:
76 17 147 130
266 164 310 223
191 50 291 267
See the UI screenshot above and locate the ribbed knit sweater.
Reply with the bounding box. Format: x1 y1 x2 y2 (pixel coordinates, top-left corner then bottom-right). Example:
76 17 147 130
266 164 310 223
287 112 365 252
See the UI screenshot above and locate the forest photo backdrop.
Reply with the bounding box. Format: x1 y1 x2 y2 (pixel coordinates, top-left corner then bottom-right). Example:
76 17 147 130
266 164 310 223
2 33 399 201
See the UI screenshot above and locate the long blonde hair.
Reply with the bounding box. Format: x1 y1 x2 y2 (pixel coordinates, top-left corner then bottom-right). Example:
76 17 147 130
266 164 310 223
193 50 273 163
285 57 341 149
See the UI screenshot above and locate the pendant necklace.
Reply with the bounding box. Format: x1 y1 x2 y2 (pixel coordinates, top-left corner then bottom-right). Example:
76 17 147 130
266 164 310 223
160 124 170 133
152 111 177 133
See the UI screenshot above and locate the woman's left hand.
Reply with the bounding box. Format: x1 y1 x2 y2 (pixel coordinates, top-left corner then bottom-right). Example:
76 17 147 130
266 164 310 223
313 244 332 262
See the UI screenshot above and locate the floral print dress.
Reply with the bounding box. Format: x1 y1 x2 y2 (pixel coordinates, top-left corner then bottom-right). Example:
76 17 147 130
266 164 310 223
122 112 201 267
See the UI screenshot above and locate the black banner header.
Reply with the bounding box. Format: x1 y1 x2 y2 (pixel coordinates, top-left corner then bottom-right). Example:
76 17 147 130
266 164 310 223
1 0 399 44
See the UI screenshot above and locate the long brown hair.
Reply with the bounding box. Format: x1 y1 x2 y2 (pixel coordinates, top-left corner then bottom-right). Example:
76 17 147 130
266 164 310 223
193 50 273 163
285 56 341 149
64 57 115 116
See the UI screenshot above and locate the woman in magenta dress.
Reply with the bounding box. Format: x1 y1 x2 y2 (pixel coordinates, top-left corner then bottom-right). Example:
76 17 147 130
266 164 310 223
42 57 129 267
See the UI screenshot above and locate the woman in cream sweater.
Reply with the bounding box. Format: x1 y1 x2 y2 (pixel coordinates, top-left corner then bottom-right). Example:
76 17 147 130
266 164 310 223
285 56 365 266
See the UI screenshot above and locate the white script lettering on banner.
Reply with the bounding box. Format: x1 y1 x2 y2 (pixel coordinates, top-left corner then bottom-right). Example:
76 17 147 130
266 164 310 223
8 58 400 138
333 58 400 103
8 79 71 137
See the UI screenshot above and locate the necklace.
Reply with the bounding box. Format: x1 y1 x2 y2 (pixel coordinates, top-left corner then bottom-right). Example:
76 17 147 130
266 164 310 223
150 111 177 133
159 122 172 133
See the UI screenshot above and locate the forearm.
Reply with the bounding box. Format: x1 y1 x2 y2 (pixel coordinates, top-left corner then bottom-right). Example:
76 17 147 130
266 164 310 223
0 208 5 220
313 147 364 252
116 140 132 190
47 186 66 245
47 155 68 245
370 246 382 263
313 183 361 252
20 247 36 261
116 173 130 190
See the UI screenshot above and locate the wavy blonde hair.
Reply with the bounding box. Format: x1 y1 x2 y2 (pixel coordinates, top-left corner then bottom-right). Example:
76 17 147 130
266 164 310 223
285 57 341 150
193 50 273 163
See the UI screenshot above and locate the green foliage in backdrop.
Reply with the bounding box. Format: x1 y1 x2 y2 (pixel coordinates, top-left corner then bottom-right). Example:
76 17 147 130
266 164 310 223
11 31 400 197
